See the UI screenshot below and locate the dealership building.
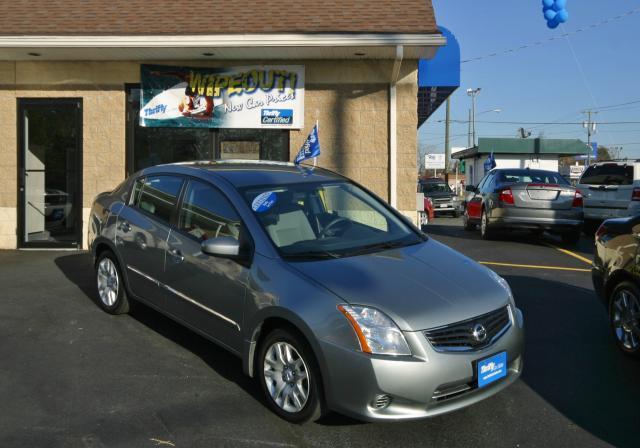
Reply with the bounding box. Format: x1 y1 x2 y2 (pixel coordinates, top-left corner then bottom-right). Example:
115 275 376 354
0 1 450 249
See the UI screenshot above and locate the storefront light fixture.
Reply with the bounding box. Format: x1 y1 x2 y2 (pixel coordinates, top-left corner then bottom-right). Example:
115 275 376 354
27 52 41 57
202 52 215 57
354 52 366 57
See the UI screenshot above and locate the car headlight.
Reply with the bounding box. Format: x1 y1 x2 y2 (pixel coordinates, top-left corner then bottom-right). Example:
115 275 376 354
338 305 411 356
486 268 517 309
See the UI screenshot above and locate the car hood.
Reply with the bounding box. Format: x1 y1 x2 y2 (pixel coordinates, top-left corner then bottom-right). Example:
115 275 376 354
288 238 510 331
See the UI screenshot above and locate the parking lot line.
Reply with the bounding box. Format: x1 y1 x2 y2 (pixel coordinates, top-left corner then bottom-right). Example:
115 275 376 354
479 261 591 273
543 242 592 265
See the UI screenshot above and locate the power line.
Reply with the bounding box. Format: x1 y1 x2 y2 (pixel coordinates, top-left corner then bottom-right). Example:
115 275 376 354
446 120 640 125
592 99 640 111
461 7 640 64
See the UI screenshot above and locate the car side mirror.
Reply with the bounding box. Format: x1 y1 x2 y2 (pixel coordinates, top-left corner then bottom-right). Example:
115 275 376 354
465 185 477 193
201 236 240 257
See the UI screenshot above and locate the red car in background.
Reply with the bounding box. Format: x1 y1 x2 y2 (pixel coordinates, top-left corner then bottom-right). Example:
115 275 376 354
419 196 435 229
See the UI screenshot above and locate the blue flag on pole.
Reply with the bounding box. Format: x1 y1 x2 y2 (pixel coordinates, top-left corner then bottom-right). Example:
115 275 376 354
294 124 321 165
484 152 497 171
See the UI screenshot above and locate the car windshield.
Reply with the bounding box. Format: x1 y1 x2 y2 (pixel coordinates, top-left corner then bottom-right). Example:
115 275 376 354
241 181 423 259
421 182 452 194
498 170 569 185
580 164 633 186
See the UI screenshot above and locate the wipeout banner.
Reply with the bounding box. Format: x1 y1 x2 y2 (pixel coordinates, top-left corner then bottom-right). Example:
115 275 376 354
140 64 304 129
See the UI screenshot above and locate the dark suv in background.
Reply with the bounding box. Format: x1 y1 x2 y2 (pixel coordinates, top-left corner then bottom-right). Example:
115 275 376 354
418 178 460 217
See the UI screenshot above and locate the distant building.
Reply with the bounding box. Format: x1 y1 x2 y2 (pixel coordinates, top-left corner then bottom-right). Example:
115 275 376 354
452 138 589 185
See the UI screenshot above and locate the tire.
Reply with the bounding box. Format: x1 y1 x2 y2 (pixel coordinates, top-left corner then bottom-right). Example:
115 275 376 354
583 220 600 237
608 281 640 358
418 211 429 230
452 209 460 218
95 250 130 315
561 231 581 245
258 328 325 423
463 210 476 231
530 229 544 238
480 209 494 240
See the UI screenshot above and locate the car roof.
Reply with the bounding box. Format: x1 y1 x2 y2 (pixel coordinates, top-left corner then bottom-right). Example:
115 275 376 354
420 178 447 183
491 168 559 174
140 160 347 188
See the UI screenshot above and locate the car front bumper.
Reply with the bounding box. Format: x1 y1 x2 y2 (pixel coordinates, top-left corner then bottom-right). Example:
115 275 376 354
318 307 525 421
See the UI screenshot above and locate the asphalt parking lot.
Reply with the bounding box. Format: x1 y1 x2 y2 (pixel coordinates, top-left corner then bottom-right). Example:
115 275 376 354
1 217 639 448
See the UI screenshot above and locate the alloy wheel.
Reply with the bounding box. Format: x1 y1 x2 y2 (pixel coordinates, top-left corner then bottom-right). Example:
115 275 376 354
481 211 487 235
612 289 640 351
263 341 310 413
97 258 119 307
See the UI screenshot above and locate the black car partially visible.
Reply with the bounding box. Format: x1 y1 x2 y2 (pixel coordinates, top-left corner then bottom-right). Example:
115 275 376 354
593 215 640 357
418 178 459 217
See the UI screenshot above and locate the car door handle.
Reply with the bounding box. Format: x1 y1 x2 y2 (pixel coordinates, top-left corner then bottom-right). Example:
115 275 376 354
168 248 184 263
119 220 131 233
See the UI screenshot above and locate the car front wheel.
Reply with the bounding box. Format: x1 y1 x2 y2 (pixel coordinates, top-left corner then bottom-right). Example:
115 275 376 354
95 250 130 315
258 328 325 423
609 281 640 357
463 210 476 230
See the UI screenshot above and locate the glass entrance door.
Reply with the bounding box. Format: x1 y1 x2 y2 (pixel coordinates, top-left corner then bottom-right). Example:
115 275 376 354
18 99 82 248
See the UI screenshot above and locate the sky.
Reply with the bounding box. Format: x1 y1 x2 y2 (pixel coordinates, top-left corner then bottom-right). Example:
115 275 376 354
420 0 640 160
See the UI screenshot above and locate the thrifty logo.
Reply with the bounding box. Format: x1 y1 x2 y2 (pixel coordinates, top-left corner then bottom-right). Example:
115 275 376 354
261 109 293 125
144 104 167 116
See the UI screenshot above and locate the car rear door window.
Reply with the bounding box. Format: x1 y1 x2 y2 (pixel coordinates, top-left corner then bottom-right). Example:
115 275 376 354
580 164 633 186
132 175 183 223
178 180 241 242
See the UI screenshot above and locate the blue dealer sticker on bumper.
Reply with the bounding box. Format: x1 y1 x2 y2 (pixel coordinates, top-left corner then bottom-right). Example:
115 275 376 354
477 352 507 388
261 109 293 125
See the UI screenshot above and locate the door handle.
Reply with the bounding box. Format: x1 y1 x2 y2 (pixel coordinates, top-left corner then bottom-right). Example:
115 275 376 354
168 248 184 263
119 221 131 233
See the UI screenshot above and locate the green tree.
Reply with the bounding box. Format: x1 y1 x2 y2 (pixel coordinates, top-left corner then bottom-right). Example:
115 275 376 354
597 145 612 161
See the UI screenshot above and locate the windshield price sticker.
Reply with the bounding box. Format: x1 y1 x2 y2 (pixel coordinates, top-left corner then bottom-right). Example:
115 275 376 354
252 191 278 212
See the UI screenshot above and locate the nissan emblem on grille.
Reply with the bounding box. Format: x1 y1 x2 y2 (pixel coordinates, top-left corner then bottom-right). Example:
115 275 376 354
472 324 487 342
423 306 511 352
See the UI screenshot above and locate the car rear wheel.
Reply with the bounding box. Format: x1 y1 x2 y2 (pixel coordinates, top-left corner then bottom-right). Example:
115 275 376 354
463 210 476 230
609 281 640 358
480 210 494 240
95 250 130 315
258 328 325 423
561 231 581 246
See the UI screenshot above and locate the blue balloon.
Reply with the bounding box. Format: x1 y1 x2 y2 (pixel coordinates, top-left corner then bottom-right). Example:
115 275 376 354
542 0 554 7
556 9 569 23
553 0 567 12
544 9 557 21
547 17 560 29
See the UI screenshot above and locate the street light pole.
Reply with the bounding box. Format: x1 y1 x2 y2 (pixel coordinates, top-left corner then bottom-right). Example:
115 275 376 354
467 88 481 147
467 109 472 148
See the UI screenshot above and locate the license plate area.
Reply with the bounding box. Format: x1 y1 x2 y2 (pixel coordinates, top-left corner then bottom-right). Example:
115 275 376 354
476 352 507 388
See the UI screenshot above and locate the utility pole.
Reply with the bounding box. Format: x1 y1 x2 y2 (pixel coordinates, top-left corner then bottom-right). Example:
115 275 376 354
583 110 597 165
444 97 451 183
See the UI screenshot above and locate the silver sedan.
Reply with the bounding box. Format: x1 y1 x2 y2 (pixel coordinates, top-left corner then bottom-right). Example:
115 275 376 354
89 161 524 423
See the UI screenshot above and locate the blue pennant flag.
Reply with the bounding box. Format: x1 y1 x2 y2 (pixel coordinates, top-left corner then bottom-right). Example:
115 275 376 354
484 152 497 171
294 124 321 165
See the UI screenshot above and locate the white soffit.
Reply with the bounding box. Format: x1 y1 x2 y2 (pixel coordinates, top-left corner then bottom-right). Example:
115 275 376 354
0 34 445 60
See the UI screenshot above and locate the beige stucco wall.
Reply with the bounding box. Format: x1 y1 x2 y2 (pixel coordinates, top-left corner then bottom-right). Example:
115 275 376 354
0 59 419 249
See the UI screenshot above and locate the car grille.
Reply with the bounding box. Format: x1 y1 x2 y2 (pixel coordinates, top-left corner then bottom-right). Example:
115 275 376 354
433 198 451 204
423 306 511 352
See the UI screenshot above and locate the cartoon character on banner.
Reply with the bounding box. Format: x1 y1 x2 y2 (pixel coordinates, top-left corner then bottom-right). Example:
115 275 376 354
179 93 214 118
542 0 569 29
